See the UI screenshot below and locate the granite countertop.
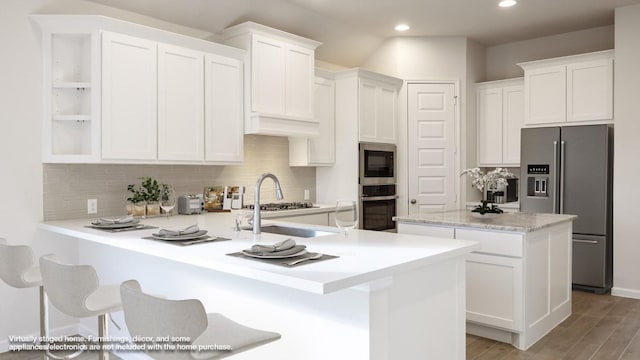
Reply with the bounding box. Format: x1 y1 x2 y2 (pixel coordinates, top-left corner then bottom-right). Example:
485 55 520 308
394 210 576 232
466 201 520 210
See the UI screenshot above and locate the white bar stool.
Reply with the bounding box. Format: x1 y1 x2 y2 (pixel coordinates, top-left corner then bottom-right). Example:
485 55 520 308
0 239 47 347
39 254 122 360
120 280 281 359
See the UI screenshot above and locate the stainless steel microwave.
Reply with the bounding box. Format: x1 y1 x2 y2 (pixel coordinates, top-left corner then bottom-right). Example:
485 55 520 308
359 142 396 186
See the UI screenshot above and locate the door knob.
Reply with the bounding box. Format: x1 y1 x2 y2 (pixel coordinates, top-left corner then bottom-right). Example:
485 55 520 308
410 199 417 204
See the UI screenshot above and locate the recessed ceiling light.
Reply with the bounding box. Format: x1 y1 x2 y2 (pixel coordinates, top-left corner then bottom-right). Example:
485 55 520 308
395 24 410 32
499 0 517 7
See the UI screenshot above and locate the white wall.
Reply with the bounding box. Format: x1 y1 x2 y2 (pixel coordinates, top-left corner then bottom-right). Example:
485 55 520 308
612 4 640 299
361 37 478 214
486 25 614 81
0 0 229 349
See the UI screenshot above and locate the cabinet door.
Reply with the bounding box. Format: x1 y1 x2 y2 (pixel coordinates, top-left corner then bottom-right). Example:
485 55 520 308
566 59 613 122
359 79 398 144
285 43 314 120
376 84 398 144
465 253 524 331
502 84 524 165
204 54 244 163
251 34 285 115
358 79 378 142
477 87 503 165
157 44 204 161
308 77 335 165
524 65 566 125
102 31 157 160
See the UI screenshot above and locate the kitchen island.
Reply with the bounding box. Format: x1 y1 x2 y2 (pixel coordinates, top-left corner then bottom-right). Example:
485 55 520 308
395 210 576 350
38 213 479 360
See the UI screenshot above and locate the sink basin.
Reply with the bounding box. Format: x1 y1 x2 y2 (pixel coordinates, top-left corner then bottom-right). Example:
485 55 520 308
244 225 338 238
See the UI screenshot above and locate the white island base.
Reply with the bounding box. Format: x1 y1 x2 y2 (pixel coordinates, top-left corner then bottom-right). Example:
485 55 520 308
397 211 576 351
38 216 479 360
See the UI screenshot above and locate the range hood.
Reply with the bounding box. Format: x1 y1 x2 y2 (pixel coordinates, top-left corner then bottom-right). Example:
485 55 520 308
245 112 320 137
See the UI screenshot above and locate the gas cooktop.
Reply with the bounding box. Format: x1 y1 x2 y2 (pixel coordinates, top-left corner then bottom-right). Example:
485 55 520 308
244 202 317 211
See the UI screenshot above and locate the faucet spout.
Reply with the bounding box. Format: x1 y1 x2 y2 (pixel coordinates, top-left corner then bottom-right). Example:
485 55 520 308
253 173 284 235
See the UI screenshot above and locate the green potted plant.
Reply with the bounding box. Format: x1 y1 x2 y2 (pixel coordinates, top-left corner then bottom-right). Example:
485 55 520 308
126 184 146 217
461 167 516 218
140 177 162 216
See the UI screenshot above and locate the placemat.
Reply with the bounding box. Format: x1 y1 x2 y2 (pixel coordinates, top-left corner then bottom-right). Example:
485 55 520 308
85 225 157 233
142 236 231 246
226 251 338 268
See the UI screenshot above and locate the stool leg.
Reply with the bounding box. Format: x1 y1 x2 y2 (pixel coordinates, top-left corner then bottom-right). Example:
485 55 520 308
98 314 109 360
40 286 48 360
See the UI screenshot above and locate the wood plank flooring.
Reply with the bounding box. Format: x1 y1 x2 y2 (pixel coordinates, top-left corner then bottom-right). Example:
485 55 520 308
467 290 640 360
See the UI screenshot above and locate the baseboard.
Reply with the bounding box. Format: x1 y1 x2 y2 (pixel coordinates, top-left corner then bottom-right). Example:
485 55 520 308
0 324 79 353
611 286 640 300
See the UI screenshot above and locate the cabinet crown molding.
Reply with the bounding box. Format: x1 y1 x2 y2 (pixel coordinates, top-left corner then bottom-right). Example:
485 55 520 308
476 77 524 88
333 68 403 88
517 49 614 70
222 21 321 49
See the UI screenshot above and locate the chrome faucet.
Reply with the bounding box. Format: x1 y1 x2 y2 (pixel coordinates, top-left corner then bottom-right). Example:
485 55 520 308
253 173 284 235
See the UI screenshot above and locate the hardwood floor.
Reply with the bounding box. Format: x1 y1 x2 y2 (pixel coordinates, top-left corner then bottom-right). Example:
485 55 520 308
467 290 640 360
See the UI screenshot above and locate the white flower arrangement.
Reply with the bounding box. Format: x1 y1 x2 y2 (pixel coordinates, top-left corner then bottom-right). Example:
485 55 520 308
461 167 516 214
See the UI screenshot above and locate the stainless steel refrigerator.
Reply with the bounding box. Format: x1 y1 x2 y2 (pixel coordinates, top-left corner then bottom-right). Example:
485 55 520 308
520 124 613 293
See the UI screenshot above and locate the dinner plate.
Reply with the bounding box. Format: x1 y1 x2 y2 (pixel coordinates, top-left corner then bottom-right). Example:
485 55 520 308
90 220 140 229
151 230 209 241
242 249 308 259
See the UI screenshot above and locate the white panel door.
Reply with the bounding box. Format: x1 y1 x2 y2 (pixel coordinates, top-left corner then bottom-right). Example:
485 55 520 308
524 65 566 125
251 34 285 115
477 87 503 166
502 84 524 165
407 83 457 215
204 53 244 163
285 43 314 120
566 59 613 122
157 44 204 161
102 31 157 160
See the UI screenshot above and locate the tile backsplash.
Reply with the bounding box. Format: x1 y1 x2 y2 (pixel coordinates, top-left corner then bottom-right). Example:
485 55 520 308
43 135 315 221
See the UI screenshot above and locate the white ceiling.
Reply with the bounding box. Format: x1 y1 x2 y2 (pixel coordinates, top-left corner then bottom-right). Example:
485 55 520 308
87 0 640 67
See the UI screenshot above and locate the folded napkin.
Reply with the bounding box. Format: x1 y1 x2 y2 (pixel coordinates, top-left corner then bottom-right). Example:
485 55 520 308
243 239 306 256
157 224 200 237
92 215 135 225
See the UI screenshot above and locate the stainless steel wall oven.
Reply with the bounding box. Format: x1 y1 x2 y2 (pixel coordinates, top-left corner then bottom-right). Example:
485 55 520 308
359 143 397 231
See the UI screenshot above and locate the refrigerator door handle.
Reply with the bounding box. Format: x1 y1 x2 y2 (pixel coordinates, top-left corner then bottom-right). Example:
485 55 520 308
560 140 566 214
553 140 558 214
573 239 598 244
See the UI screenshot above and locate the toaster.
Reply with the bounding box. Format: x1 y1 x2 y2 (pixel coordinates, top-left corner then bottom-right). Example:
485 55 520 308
178 194 203 215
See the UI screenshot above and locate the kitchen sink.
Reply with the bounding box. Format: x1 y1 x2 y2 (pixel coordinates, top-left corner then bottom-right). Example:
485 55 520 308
244 224 338 238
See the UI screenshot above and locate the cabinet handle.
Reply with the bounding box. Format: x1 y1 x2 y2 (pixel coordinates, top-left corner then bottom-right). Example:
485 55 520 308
560 140 565 214
410 199 417 204
552 141 558 214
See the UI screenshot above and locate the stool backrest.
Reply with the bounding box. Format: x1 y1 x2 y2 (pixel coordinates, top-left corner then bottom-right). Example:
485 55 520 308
0 239 41 288
39 254 100 318
120 280 208 342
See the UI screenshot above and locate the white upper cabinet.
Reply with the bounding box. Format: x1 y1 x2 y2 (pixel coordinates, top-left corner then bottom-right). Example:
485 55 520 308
289 71 336 166
356 72 402 144
102 31 158 160
35 15 246 164
519 50 613 126
476 78 524 167
204 54 244 163
223 22 321 137
157 44 204 161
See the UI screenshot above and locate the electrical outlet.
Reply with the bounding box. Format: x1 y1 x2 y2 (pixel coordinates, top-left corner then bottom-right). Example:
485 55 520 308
304 189 310 201
87 199 98 214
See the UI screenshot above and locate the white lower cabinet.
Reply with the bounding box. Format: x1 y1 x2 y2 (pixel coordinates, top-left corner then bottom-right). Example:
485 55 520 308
465 253 523 331
397 221 572 350
265 212 329 226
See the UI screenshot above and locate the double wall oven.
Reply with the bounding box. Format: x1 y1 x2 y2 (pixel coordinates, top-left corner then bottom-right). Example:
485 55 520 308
359 142 397 231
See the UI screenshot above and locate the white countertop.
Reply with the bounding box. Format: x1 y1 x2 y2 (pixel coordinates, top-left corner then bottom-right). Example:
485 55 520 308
38 212 479 295
394 210 576 232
